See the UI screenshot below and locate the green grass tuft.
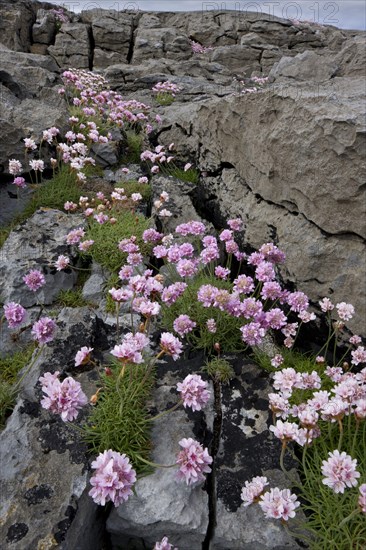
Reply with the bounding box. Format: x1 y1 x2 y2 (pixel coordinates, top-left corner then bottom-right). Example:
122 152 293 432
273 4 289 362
56 288 91 308
81 360 154 475
0 344 36 429
85 208 151 273
121 130 145 164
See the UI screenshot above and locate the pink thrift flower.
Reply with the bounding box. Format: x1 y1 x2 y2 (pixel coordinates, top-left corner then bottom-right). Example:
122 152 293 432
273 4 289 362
259 487 300 521
241 476 269 506
173 315 196 337
358 484 366 513
64 201 77 212
175 221 206 237
9 159 23 175
176 438 212 485
75 346 93 366
184 163 192 171
138 176 148 184
39 371 87 421
240 322 266 346
29 159 44 172
177 374 211 411
227 218 242 231
351 346 366 366
270 354 284 368
24 138 37 150
154 537 177 550
31 317 57 344
89 450 136 506
55 255 70 271
287 291 309 313
336 302 355 321
3 302 27 329
66 228 85 245
161 282 187 305
319 297 334 312
23 269 46 291
215 266 230 280
321 450 360 493
79 240 94 252
206 319 217 333
13 177 26 188
160 332 183 360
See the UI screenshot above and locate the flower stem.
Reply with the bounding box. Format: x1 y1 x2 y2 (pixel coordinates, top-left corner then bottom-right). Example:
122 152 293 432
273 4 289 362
147 400 183 422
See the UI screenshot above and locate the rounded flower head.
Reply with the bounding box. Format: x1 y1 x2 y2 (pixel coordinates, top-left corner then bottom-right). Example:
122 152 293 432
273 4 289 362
75 346 93 367
259 487 300 521
177 374 211 411
31 317 57 344
176 438 212 485
241 476 269 506
160 332 183 361
321 450 360 493
39 371 88 421
3 302 27 329
55 255 70 271
23 269 46 292
154 537 178 550
173 314 196 337
89 450 136 506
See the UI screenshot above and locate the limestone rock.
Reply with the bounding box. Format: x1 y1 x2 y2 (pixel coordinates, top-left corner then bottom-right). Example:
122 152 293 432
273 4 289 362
269 50 338 82
211 45 261 73
32 8 56 45
48 23 91 69
0 209 83 307
0 307 106 550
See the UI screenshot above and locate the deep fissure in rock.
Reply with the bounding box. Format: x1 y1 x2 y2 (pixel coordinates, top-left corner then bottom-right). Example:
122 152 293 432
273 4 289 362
202 378 223 549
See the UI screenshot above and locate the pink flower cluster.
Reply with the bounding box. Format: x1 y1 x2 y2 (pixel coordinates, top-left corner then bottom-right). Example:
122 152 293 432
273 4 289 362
111 332 149 364
321 450 360 494
3 302 27 329
152 81 182 97
241 477 300 521
177 374 211 411
89 450 136 506
39 371 88 421
154 537 178 550
75 346 93 366
176 438 212 485
31 317 57 344
23 269 46 292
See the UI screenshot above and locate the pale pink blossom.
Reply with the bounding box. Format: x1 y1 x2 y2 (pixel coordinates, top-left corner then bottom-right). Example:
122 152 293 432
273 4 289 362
321 450 360 493
23 269 46 291
173 315 196 337
259 488 300 521
9 159 22 175
160 332 183 360
358 484 366 513
75 346 93 366
39 371 88 422
176 438 212 485
206 319 217 333
241 476 269 506
336 302 355 321
89 450 136 506
319 297 334 312
3 302 27 329
31 317 57 344
153 537 177 550
177 374 211 411
55 255 70 271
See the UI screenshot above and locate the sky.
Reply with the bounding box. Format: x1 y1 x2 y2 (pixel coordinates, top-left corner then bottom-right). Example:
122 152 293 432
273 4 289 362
48 0 366 30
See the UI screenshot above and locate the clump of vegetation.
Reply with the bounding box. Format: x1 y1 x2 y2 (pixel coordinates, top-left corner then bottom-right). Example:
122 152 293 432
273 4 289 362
84 208 151 273
56 288 91 308
121 130 145 164
81 360 154 475
0 344 36 429
202 357 235 384
167 166 199 184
